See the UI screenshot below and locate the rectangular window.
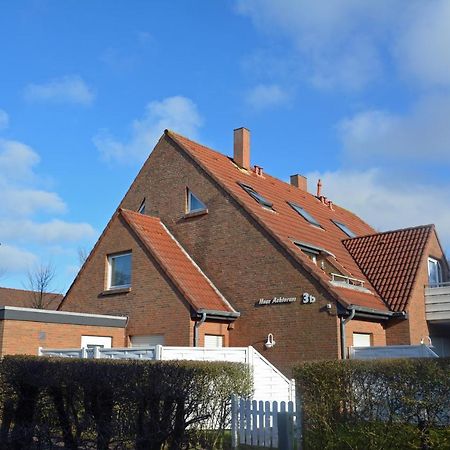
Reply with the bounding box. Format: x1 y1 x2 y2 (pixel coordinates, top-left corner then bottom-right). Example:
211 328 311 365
239 183 273 209
353 333 372 347
204 334 224 348
332 220 356 238
108 252 131 289
130 335 165 347
288 202 322 227
428 257 442 286
81 336 112 348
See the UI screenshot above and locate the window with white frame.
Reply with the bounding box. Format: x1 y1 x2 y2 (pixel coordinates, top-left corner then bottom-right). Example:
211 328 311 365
107 252 132 289
428 257 442 286
187 189 207 213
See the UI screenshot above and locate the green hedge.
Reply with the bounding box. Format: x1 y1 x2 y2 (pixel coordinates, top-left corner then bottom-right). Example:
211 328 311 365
294 358 450 450
0 356 252 450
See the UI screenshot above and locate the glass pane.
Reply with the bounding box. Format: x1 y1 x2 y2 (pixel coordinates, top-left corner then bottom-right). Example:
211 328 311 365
290 203 321 227
189 191 206 212
333 220 356 238
110 254 131 287
428 259 441 286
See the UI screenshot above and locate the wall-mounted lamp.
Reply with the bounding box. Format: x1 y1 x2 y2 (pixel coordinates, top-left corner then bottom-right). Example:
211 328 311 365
265 333 276 349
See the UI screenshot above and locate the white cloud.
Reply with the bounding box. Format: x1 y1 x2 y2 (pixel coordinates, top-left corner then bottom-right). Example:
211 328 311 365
0 139 40 181
23 75 95 105
94 96 203 163
245 84 289 110
0 220 95 244
236 0 450 90
307 168 450 251
0 109 9 130
236 0 395 90
394 0 450 87
0 189 66 216
0 244 37 273
338 94 450 164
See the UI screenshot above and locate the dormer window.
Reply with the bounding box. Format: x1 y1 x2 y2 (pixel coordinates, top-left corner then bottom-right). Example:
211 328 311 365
332 220 356 238
288 202 322 228
428 257 442 286
107 252 131 289
239 183 273 209
187 189 207 213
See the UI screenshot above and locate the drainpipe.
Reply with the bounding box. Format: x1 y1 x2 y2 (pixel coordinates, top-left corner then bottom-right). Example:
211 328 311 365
193 312 207 347
340 307 355 360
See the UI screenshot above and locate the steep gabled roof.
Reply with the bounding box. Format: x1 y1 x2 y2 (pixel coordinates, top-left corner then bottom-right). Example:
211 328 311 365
120 209 238 317
165 130 390 313
343 225 434 312
0 287 62 310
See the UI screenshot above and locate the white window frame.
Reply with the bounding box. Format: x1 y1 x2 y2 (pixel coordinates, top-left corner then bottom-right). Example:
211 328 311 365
107 252 132 290
428 257 442 286
130 335 165 347
187 189 207 213
81 336 112 348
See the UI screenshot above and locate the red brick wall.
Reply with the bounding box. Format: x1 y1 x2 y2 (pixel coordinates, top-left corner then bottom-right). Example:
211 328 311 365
119 136 342 375
0 320 125 356
346 319 386 348
60 214 192 346
386 230 446 345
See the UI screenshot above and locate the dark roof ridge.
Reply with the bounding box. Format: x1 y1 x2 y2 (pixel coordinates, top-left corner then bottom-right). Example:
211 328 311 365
165 130 389 314
343 224 435 243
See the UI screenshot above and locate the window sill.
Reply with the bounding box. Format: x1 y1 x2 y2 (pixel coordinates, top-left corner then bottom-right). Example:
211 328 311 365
100 287 131 296
183 209 208 219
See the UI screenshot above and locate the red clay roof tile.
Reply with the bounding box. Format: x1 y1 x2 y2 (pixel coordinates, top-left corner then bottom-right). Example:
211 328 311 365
120 209 237 316
343 225 433 311
0 287 62 310
166 130 390 312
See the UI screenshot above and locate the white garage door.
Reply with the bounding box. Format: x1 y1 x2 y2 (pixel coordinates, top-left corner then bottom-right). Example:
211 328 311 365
81 336 112 348
204 334 224 348
130 335 165 347
353 333 372 347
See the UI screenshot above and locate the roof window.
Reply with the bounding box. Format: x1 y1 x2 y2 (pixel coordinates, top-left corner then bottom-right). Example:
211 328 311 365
288 202 322 227
332 220 356 238
239 183 273 209
187 189 207 213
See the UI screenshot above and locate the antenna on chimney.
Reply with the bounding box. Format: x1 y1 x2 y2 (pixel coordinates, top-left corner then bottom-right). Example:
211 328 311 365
316 179 322 197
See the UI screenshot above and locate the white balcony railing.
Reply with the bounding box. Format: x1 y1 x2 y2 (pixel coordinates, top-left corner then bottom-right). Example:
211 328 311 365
425 282 450 322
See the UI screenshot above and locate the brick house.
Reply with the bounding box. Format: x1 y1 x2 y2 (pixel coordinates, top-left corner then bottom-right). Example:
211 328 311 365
0 287 126 356
58 128 449 375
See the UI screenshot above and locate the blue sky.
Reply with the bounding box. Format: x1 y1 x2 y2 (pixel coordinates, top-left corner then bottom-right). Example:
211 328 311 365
1 0 450 292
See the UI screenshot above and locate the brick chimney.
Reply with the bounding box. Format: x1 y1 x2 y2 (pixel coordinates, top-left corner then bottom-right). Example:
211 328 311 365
234 127 250 170
290 174 307 191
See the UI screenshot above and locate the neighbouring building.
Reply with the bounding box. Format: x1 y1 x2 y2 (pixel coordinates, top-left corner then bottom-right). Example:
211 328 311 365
55 128 450 375
0 287 126 356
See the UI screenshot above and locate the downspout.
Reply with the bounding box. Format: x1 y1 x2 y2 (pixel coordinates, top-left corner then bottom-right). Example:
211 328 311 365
193 312 207 347
340 307 355 360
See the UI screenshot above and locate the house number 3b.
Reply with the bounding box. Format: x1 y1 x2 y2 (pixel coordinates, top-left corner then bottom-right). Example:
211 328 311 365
302 293 316 304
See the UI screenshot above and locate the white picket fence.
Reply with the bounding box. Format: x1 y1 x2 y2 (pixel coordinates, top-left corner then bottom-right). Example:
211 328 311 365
231 396 301 449
38 345 295 404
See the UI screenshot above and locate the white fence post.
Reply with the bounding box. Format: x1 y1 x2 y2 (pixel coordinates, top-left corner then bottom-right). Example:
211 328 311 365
231 395 238 448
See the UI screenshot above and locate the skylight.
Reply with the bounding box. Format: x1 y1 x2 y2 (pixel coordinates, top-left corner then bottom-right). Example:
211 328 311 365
288 202 322 227
239 183 273 209
187 190 207 213
332 220 356 238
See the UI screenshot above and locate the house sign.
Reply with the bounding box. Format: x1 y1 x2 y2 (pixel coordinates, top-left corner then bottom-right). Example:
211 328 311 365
256 293 316 306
